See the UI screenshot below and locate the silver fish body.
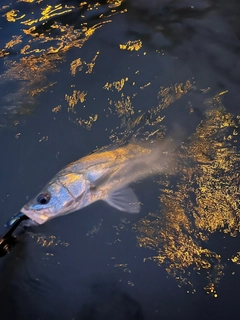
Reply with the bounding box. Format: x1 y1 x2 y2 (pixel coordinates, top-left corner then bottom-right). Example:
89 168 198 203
20 140 174 225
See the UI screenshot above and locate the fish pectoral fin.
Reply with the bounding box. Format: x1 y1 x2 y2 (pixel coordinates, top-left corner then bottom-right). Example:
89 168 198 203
88 170 112 189
104 187 140 214
88 168 118 189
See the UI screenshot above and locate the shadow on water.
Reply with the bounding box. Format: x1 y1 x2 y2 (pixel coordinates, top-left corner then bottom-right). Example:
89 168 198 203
76 281 145 320
0 247 144 319
0 237 28 320
126 0 240 94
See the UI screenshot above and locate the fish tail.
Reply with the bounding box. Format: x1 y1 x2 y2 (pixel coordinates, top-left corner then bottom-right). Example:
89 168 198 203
142 126 184 174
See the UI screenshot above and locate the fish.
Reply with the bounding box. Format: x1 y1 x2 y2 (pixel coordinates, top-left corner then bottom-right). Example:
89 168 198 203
9 138 177 226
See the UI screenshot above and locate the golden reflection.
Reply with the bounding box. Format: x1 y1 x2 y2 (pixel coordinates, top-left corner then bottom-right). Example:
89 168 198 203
20 45 45 55
2 55 60 82
104 77 128 92
28 232 69 247
0 49 9 58
231 253 240 264
103 78 136 119
69 52 100 76
70 58 83 76
83 20 112 37
1 54 61 98
86 219 103 237
65 90 87 112
40 5 72 22
2 1 240 294
21 18 38 26
5 35 22 49
107 0 124 8
119 40 142 51
74 114 98 130
157 80 193 111
0 5 11 10
4 9 25 22
0 0 119 122
18 0 37 2
52 105 61 113
85 51 100 74
134 92 240 294
28 82 57 97
1 7 110 118
114 95 135 116
22 26 38 36
140 82 151 90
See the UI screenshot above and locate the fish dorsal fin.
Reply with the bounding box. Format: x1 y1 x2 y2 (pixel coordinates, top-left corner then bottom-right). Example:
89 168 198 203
104 186 140 214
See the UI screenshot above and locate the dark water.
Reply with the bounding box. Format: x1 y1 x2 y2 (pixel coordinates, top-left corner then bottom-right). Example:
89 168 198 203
0 0 240 319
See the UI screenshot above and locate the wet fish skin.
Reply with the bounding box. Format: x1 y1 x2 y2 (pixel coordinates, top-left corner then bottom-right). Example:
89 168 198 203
20 139 175 225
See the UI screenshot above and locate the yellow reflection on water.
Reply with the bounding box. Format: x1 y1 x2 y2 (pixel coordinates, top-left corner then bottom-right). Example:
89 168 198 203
4 9 25 22
18 0 37 3
74 114 98 130
84 20 112 37
1 0 240 295
1 1 112 116
40 4 73 22
52 105 61 113
107 0 124 8
157 80 193 111
0 49 10 58
28 232 69 247
2 54 62 92
5 35 22 49
0 4 11 11
119 40 142 51
104 77 128 92
231 253 240 264
134 91 240 294
69 52 99 76
65 90 87 111
114 95 135 116
85 51 100 74
70 58 83 76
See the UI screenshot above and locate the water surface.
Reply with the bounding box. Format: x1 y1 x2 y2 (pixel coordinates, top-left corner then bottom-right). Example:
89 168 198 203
0 1 240 319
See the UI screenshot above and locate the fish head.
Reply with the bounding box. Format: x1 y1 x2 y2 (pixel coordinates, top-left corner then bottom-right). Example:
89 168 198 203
20 173 86 225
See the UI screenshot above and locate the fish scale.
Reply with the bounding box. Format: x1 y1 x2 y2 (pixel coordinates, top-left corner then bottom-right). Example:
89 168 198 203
14 138 176 225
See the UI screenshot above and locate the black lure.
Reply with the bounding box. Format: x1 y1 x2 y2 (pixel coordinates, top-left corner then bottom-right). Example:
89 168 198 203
0 214 29 257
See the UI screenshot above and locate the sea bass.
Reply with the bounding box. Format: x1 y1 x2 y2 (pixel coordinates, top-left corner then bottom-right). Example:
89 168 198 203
15 139 176 225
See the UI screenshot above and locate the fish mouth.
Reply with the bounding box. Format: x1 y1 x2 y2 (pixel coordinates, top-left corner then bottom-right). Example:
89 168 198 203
4 211 39 231
20 207 50 225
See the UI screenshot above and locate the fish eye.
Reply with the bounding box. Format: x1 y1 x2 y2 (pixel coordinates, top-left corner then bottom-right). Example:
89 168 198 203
37 193 51 205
